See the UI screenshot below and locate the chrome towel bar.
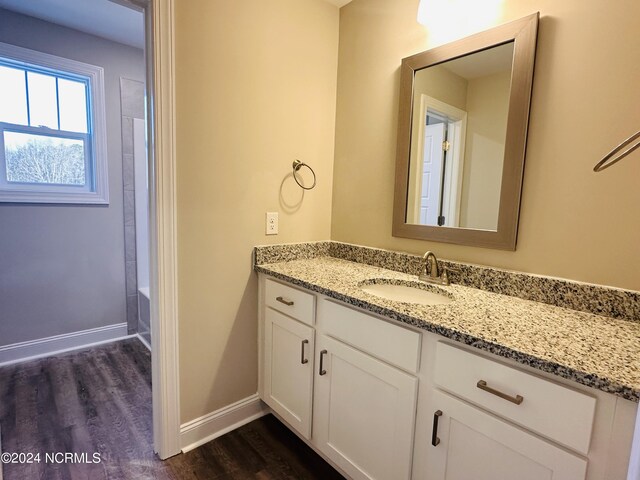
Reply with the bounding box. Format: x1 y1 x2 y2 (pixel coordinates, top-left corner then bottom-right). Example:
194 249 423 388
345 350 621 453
594 130 640 172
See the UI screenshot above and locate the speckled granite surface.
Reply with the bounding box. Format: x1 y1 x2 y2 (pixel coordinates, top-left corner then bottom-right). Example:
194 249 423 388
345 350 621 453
255 241 640 322
254 254 640 402
254 241 331 265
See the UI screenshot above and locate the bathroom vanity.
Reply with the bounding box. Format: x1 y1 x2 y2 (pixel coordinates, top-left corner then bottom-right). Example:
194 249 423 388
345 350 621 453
255 242 640 480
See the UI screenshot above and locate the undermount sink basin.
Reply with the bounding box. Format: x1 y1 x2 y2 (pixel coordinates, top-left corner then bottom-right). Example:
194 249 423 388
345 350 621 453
359 280 454 306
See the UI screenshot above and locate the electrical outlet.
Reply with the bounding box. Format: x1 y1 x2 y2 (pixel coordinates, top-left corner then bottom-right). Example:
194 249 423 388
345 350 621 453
266 212 279 235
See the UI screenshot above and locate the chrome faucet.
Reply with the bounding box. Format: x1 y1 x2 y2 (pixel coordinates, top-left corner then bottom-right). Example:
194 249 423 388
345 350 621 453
419 251 456 286
422 251 439 280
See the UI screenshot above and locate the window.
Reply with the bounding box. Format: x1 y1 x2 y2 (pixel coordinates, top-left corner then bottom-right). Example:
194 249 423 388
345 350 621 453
0 42 108 204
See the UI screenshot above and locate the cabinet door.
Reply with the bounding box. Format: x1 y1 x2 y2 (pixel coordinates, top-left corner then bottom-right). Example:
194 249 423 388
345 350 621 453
313 335 418 480
425 390 587 480
264 308 315 438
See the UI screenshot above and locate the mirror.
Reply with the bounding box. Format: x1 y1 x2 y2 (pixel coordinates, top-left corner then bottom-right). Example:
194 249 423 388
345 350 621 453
409 42 514 231
393 13 539 250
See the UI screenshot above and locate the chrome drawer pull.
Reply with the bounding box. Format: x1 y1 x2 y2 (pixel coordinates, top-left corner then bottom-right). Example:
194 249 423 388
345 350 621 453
276 296 294 306
300 339 309 364
431 410 443 446
477 380 524 405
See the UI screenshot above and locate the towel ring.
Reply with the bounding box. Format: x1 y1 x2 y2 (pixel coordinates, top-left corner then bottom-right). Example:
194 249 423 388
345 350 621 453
593 130 640 172
292 160 317 190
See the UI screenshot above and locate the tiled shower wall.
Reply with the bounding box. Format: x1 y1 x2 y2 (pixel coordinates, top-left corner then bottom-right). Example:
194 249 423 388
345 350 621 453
120 78 145 334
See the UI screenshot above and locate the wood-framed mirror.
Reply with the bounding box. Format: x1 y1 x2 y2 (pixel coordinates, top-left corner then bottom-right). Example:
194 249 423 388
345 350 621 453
392 13 539 250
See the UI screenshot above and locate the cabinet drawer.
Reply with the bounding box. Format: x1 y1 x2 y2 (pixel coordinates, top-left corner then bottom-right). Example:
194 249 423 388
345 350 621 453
320 299 421 373
434 342 596 455
265 278 315 325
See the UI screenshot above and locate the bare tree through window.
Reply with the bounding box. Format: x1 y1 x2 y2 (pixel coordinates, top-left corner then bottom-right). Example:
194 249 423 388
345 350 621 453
5 135 85 185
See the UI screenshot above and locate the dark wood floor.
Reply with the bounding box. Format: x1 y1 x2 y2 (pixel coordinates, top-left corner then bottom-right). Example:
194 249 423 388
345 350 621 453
0 338 344 480
168 415 345 480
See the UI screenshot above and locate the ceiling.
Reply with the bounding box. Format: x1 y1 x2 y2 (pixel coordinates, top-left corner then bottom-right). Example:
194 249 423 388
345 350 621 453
0 0 353 51
442 43 514 79
0 0 144 49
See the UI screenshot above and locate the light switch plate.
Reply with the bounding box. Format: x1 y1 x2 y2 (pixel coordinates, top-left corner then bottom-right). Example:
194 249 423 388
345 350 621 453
266 212 278 235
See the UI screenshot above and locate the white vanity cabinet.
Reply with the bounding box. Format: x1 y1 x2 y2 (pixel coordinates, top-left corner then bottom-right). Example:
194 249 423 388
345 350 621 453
425 344 591 479
260 277 421 480
258 274 637 480
433 342 596 455
261 278 316 438
413 338 636 480
312 295 421 480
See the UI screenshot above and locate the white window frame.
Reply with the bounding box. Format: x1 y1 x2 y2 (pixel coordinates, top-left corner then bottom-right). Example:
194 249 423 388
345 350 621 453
0 42 108 204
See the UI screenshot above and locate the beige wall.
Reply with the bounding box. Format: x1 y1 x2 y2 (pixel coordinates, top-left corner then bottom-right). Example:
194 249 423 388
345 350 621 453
173 0 640 423
332 0 640 291
414 65 468 111
175 0 339 422
460 70 511 230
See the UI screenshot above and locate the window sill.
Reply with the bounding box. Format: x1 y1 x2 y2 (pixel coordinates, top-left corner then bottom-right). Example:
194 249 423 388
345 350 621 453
0 189 109 205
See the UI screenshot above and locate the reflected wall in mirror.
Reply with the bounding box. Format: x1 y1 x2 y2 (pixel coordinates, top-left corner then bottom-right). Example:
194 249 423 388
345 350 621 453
393 13 539 250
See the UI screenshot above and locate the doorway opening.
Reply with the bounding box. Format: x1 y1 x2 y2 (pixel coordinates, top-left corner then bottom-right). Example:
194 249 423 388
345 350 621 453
0 0 174 474
408 94 467 227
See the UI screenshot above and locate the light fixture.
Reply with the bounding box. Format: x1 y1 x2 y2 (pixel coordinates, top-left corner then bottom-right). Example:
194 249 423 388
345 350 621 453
416 0 506 43
417 0 428 25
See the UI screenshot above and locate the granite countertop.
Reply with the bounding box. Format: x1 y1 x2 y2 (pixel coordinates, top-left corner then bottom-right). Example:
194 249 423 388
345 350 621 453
256 256 640 402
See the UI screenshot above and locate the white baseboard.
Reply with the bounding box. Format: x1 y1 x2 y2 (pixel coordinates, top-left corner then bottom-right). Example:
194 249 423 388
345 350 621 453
0 323 130 367
136 333 151 352
180 394 269 452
